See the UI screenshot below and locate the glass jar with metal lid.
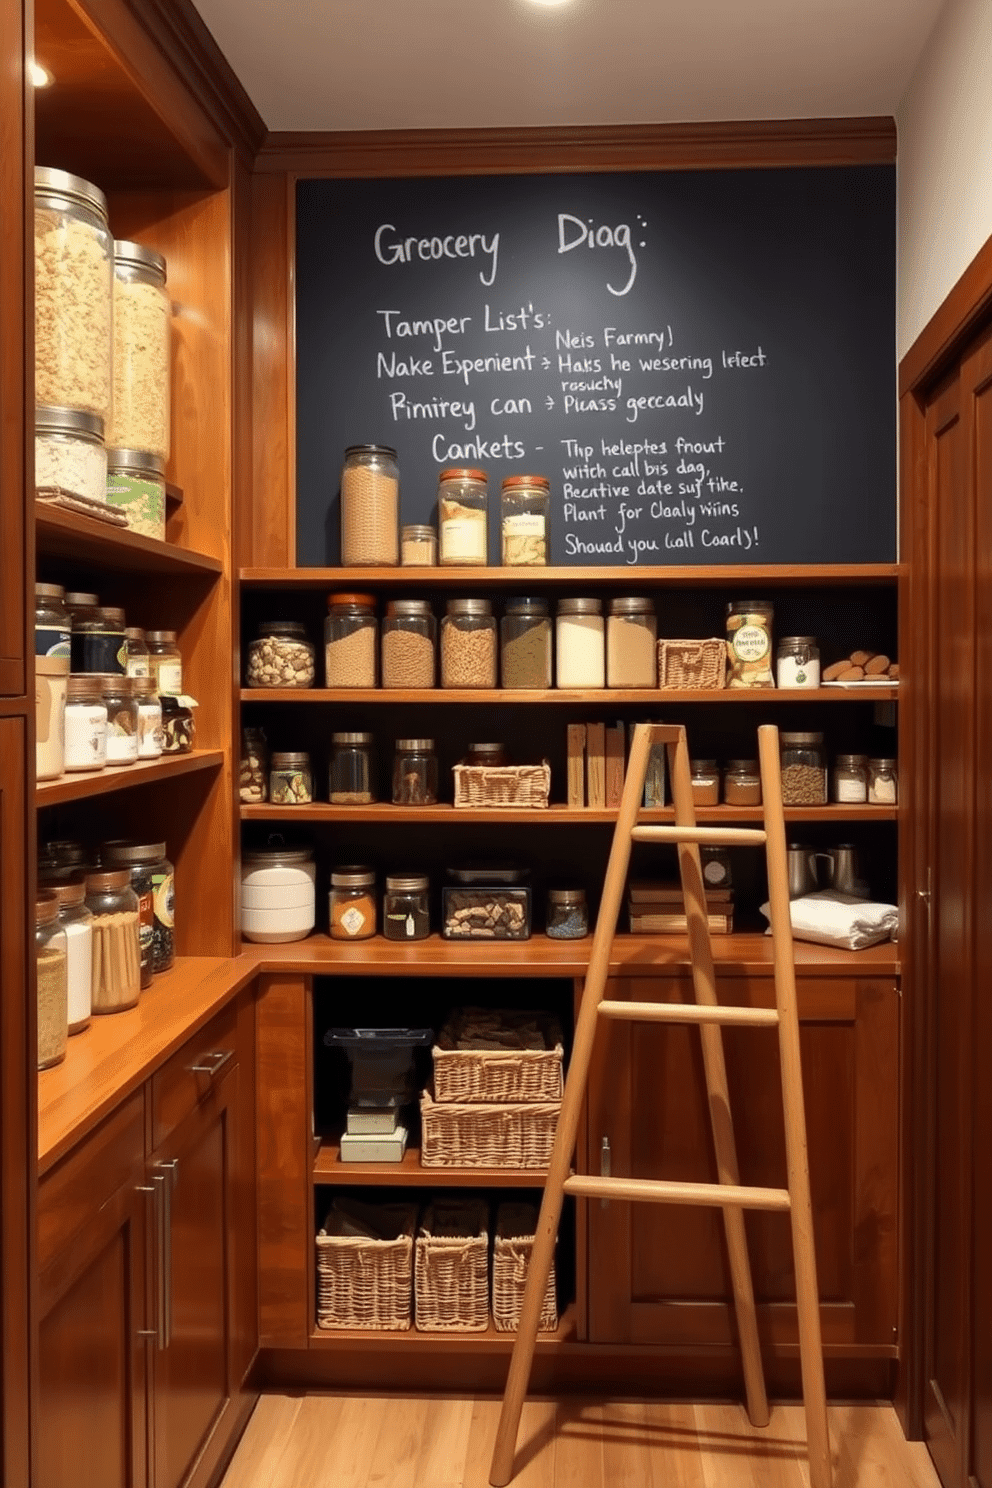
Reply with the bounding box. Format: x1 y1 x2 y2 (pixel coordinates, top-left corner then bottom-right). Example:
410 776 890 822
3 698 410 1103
401 524 437 566
270 751 314 805
246 620 315 688
440 598 497 688
340 444 399 566
109 240 170 459
383 874 431 941
36 893 68 1069
125 626 149 677
381 599 436 689
160 694 195 752
606 597 657 688
241 841 316 944
546 887 589 940
392 738 437 805
84 869 141 1012
689 759 720 807
330 866 377 940
438 467 488 565
780 731 827 805
147 630 183 695
501 597 551 689
48 877 94 1035
96 675 140 765
35 406 107 505
34 167 113 423
330 733 375 804
723 759 762 806
133 676 163 759
64 674 108 772
726 599 775 688
39 839 95 882
34 582 70 782
776 635 821 689
106 449 166 541
102 839 175 978
324 593 377 688
66 591 99 620
500 474 550 565
867 757 898 805
462 741 510 767
74 605 127 675
556 597 605 689
833 753 868 804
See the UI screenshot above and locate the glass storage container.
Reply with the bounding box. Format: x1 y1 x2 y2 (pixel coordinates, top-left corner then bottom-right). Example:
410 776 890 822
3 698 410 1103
35 582 71 782
340 444 399 566
780 731 827 805
98 675 139 765
867 757 898 805
500 597 552 689
689 759 720 807
66 591 99 621
270 751 314 805
606 597 657 688
84 870 141 1013
556 597 605 689
833 753 868 804
241 842 315 944
383 874 431 941
39 839 95 882
74 605 127 675
64 674 108 772
329 733 375 804
49 877 93 1034
401 524 436 566
146 630 183 695
36 893 68 1069
324 593 378 688
546 887 589 940
125 626 149 677
438 467 488 565
160 695 196 752
442 866 531 940
102 839 175 977
330 866 377 940
723 759 761 806
726 599 775 688
106 449 166 541
133 676 163 759
34 167 113 423
440 598 497 688
240 726 268 803
392 738 438 805
701 846 733 890
500 474 550 565
246 620 315 688
35 406 106 504
776 635 820 689
108 240 170 460
381 599 436 689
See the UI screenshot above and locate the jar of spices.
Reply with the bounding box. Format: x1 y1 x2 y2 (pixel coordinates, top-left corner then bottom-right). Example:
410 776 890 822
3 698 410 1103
440 598 497 688
780 732 827 805
501 598 552 689
833 753 868 804
438 468 488 565
401 524 437 566
726 600 775 688
64 674 108 772
690 759 720 807
270 751 314 805
546 887 588 940
108 240 170 460
392 738 438 805
324 593 378 688
777 635 820 690
125 626 150 677
34 167 112 423
382 874 431 941
723 759 762 806
48 877 93 1034
97 675 139 766
340 444 399 566
74 605 127 675
381 599 436 689
241 842 316 944
85 869 141 1012
102 840 175 977
329 733 375 804
133 676 163 758
36 893 68 1070
105 449 166 541
607 597 657 688
160 694 196 752
35 405 107 504
146 630 183 695
867 757 898 805
246 620 315 688
556 597 605 689
500 474 550 565
35 582 71 782
240 726 268 803
330 866 377 940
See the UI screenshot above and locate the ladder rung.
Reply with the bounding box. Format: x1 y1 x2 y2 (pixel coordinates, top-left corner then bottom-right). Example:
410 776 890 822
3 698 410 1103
631 825 767 846
563 1174 792 1212
599 999 780 1028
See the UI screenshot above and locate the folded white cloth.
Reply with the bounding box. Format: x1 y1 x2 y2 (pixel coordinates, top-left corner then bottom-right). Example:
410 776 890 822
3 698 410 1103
760 890 899 950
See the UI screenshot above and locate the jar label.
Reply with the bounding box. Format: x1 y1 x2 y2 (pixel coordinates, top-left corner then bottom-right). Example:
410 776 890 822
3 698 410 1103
137 889 155 961
157 661 183 695
105 474 166 541
340 904 367 936
835 779 867 803
137 703 163 757
35 624 71 661
152 871 175 929
441 516 486 560
730 624 770 663
502 513 544 535
127 658 150 677
64 703 108 769
78 630 127 675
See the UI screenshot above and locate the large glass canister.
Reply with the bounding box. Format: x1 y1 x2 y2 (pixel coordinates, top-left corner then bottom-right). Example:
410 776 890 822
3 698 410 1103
606 597 657 688
34 167 113 424
324 593 378 688
108 241 170 460
726 599 775 688
105 449 166 541
340 444 399 566
556 597 605 689
438 467 488 566
500 475 550 565
440 598 497 688
381 599 436 689
48 877 93 1034
36 893 68 1070
35 582 71 781
329 733 375 804
35 406 107 505
779 731 827 806
500 597 552 689
84 869 141 1013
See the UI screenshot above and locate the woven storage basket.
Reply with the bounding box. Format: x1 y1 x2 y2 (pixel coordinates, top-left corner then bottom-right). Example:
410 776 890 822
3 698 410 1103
315 1198 416 1331
452 761 551 809
433 1008 564 1104
415 1198 490 1332
492 1202 558 1333
420 1088 559 1168
657 638 726 690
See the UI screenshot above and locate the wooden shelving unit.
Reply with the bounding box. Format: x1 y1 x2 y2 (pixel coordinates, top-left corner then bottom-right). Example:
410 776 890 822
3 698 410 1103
242 684 900 706
37 503 223 576
37 749 224 807
312 1138 548 1188
241 563 900 588
242 800 897 824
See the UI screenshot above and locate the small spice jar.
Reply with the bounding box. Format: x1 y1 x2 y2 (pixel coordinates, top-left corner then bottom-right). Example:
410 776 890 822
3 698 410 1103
97 675 139 765
147 630 183 695
160 694 195 752
701 846 733 890
501 597 552 689
49 877 93 1034
438 467 488 565
381 599 436 689
726 600 775 688
35 582 71 782
690 759 720 807
35 405 107 504
546 887 589 940
125 626 150 677
241 841 316 944
324 593 378 688
240 726 268 803
246 620 315 688
500 474 550 565
723 759 762 806
867 757 898 805
383 874 431 941
133 676 163 759
776 635 821 690
833 753 868 804
330 866 377 940
270 751 314 805
34 167 113 423
340 444 399 566
401 524 437 566
108 240 170 460
440 598 497 688
556 597 605 689
607 598 657 688
101 839 175 977
780 732 827 805
36 893 68 1070
85 869 141 1014
329 733 375 804
106 449 166 541
392 738 438 805
64 674 108 772
74 605 128 676
66 591 99 622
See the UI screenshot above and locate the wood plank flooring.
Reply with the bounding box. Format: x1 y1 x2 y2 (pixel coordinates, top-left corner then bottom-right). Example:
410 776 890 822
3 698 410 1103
220 1395 942 1488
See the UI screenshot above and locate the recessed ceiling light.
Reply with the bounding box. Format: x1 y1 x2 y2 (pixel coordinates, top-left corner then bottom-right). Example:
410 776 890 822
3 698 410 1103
524 0 575 7
29 60 53 88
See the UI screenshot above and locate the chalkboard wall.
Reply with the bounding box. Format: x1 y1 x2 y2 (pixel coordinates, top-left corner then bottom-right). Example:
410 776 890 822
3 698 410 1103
296 166 896 567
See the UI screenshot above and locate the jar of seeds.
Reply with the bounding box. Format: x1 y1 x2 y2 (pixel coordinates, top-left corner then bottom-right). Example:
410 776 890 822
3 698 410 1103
381 599 436 689
246 620 315 688
501 598 552 689
546 887 588 939
324 593 378 688
440 598 497 688
780 732 827 805
340 444 399 566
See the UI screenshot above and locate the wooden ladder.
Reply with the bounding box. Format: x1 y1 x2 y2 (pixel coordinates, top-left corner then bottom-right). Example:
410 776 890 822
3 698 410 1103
489 722 832 1488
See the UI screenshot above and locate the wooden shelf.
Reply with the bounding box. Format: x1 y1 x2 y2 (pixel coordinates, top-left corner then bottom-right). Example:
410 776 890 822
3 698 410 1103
241 685 899 705
313 1139 548 1187
308 1304 578 1351
242 801 898 825
36 504 223 577
37 750 225 808
241 563 900 587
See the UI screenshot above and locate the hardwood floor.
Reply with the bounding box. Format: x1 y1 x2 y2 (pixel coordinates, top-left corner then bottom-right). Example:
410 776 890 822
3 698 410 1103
219 1394 941 1487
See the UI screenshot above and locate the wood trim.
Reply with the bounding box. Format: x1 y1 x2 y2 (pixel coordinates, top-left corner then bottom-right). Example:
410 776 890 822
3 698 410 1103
899 233 992 397
246 171 295 568
241 562 901 587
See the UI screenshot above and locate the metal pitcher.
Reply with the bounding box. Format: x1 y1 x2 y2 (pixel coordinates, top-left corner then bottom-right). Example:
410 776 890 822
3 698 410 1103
818 844 864 897
787 843 818 898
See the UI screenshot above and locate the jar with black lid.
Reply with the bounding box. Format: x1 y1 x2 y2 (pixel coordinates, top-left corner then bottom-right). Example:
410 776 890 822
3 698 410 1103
383 875 431 941
101 839 174 979
392 738 437 805
329 733 375 804
340 445 399 566
147 630 182 695
74 605 127 675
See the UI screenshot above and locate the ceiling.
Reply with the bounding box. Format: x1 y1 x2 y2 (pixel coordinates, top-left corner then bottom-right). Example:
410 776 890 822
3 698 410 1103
188 0 947 135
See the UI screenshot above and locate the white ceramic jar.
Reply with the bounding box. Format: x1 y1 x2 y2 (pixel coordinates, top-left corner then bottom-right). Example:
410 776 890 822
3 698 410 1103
241 844 316 944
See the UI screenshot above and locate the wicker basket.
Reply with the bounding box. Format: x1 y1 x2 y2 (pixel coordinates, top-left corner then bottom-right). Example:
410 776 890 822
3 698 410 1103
420 1088 559 1168
452 761 551 809
657 638 726 690
492 1202 558 1333
315 1198 416 1331
433 1008 564 1104
415 1198 490 1332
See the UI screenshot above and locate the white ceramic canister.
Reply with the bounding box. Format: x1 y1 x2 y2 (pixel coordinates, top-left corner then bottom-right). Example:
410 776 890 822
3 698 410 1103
241 843 316 944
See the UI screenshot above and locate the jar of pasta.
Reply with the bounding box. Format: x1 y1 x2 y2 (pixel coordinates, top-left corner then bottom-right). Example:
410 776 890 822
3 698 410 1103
340 444 399 566
726 600 774 688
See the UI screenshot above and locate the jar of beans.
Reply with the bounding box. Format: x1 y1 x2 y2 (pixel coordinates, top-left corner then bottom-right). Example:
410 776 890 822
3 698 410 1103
246 620 316 688
340 444 399 566
780 732 827 805
381 599 436 689
440 598 497 688
324 593 378 688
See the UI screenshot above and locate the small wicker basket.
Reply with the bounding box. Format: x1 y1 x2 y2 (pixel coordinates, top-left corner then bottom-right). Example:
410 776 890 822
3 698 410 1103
315 1198 416 1331
415 1198 490 1332
420 1088 559 1168
492 1202 558 1333
433 1008 564 1104
657 638 726 690
452 761 551 809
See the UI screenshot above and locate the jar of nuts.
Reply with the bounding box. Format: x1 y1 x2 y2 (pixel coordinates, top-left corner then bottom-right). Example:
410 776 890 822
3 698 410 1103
240 726 268 803
246 620 315 688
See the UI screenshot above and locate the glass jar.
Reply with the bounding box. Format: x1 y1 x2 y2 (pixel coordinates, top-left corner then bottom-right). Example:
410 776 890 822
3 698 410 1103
776 635 821 690
36 893 68 1069
125 626 150 677
546 887 589 940
726 600 775 688
74 605 127 675
109 240 170 460
39 839 95 882
438 467 488 565
501 597 552 689
383 874 431 941
723 759 762 806
329 733 375 804
606 597 657 688
462 741 510 767
330 866 377 940
500 474 550 565
833 753 868 804
133 676 163 758
440 598 497 688
146 630 183 695
49 877 94 1034
97 675 139 766
240 726 268 803
106 449 166 541
381 599 436 689
101 840 175 977
66 591 99 621
701 846 733 890
246 620 316 688
867 757 898 805
780 731 827 805
690 759 720 807
35 582 71 782
270 751 314 805
392 738 438 805
324 593 378 688
34 167 113 423
85 869 141 1012
401 523 437 566
64 674 108 772
556 597 605 689
340 444 399 566
160 694 195 752
241 842 316 944
35 405 107 504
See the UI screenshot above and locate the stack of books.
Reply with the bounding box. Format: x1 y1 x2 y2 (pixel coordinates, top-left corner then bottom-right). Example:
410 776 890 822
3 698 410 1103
339 1106 409 1163
627 879 734 934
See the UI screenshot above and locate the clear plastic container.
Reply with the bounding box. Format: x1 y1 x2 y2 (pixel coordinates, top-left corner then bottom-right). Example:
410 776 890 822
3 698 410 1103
383 875 431 941
546 887 588 939
109 240 170 460
780 731 827 805
401 524 436 566
438 468 488 565
607 598 657 688
246 620 315 688
324 593 378 688
106 449 166 541
501 598 551 689
36 892 68 1069
723 759 761 806
556 597 605 689
35 582 71 781
442 867 531 940
270 751 314 805
35 405 107 504
500 475 550 565
833 753 868 804
48 877 93 1034
133 676 163 759
440 598 497 688
381 599 436 689
98 675 140 765
241 843 316 944
340 445 399 566
146 630 183 695
689 759 720 807
34 167 113 423
64 674 108 772
329 733 375 804
125 626 150 677
101 840 175 976
392 738 438 805
85 869 141 1013
330 866 377 940
776 635 821 690
867 757 898 805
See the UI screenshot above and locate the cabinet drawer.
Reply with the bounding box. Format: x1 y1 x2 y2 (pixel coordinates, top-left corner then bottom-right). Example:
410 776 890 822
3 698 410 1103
38 1091 145 1274
151 1002 239 1149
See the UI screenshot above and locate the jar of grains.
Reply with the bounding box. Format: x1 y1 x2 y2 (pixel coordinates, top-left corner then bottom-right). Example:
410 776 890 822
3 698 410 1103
240 726 268 803
146 630 183 695
85 870 141 1013
125 626 150 677
35 582 71 782
546 887 589 940
246 620 315 688
106 449 166 541
133 676 163 758
98 675 140 766
440 598 497 688
36 893 68 1069
867 757 898 805
241 842 316 944
833 753 868 804
606 597 657 688
776 635 820 689
75 604 127 675
34 167 112 423
64 674 108 772
340 444 399 566
726 600 775 688
324 593 378 688
438 467 488 565
723 759 762 806
392 738 438 805
330 866 377 940
500 475 550 565
780 732 827 805
269 751 314 806
401 524 437 566
383 874 431 941
35 406 107 504
49 877 93 1034
329 733 375 804
381 599 436 689
501 597 552 689
690 759 720 807
102 839 175 976
556 597 605 689
108 240 170 460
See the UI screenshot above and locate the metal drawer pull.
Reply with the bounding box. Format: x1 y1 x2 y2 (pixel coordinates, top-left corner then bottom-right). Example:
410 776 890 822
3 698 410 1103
137 1179 166 1348
154 1160 178 1349
187 1048 234 1077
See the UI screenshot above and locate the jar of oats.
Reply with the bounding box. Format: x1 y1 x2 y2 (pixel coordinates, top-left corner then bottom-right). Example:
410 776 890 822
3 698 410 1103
438 468 488 565
340 445 399 566
34 168 113 424
109 241 170 460
35 406 107 504
440 598 497 688
324 593 378 688
381 599 436 689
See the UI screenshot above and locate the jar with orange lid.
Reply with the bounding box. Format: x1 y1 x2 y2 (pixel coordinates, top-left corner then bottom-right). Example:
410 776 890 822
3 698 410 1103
500 474 550 565
340 444 399 565
324 593 377 688
437 467 488 565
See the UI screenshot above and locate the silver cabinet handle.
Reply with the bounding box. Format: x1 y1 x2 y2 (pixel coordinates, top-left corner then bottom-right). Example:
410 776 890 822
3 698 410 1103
153 1160 179 1348
600 1136 611 1208
187 1048 234 1077
137 1179 166 1348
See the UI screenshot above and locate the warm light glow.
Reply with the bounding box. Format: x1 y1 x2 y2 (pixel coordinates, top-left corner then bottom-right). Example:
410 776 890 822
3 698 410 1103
524 0 574 7
29 60 53 88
